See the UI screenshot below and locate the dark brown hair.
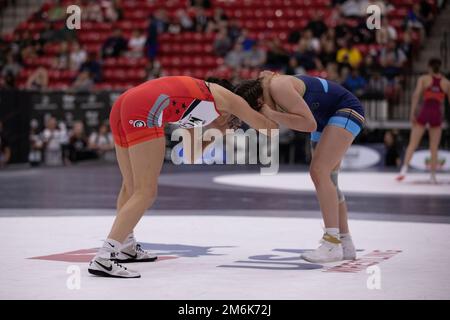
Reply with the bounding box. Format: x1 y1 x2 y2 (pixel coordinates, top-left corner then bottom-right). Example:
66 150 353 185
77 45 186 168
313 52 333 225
233 79 264 111
205 77 235 91
429 58 441 73
205 77 241 130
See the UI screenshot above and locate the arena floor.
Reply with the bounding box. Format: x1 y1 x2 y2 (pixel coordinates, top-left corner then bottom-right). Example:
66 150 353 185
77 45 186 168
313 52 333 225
0 163 449 299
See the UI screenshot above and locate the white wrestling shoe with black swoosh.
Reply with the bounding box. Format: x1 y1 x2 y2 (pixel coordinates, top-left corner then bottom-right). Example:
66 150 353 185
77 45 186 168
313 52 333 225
114 243 158 263
88 252 141 278
301 234 344 263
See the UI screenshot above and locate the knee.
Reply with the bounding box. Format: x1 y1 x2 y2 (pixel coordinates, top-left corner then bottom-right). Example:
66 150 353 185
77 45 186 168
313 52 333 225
331 170 345 203
309 162 330 185
133 185 158 205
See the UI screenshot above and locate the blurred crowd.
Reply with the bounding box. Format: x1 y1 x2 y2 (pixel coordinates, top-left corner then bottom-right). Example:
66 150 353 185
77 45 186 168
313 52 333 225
0 0 441 169
0 0 437 94
28 117 115 167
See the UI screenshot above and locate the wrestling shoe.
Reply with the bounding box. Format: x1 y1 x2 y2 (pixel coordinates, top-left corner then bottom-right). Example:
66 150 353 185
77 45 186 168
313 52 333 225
88 252 141 278
114 243 158 263
396 165 408 181
340 235 356 260
301 233 343 263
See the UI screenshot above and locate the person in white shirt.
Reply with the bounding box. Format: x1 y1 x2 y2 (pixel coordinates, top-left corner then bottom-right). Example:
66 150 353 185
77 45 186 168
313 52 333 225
41 117 67 166
89 123 115 160
70 41 87 71
127 30 146 58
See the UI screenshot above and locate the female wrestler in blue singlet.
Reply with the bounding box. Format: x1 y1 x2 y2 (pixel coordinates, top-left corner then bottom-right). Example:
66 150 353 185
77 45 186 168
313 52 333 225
234 71 365 263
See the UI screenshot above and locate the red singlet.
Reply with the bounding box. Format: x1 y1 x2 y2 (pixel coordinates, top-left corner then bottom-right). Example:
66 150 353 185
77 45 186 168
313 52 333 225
110 76 220 148
416 76 445 127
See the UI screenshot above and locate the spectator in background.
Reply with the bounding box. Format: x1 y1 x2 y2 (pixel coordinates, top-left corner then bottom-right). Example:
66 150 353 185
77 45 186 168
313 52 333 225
176 9 194 31
419 0 434 33
18 30 40 62
53 41 70 70
39 22 59 44
212 7 228 24
227 20 242 44
366 70 388 97
319 38 337 67
284 56 305 75
265 38 289 70
380 40 406 110
102 29 128 58
355 15 376 44
380 39 407 80
334 16 351 40
325 62 340 82
168 16 182 34
83 0 104 22
128 30 146 58
384 130 401 167
72 71 94 91
238 29 256 51
26 66 48 90
193 7 209 32
292 39 319 71
1 53 21 82
146 15 161 59
303 29 321 53
376 17 397 45
68 121 94 163
341 0 366 18
336 39 362 69
29 120 43 167
47 0 66 22
69 41 87 71
153 9 169 33
213 28 232 57
399 29 413 60
360 54 379 80
306 11 327 39
79 51 102 82
42 117 66 166
405 3 426 41
103 0 123 22
0 121 11 168
326 3 343 27
243 42 266 68
225 43 245 69
343 68 367 96
89 123 115 160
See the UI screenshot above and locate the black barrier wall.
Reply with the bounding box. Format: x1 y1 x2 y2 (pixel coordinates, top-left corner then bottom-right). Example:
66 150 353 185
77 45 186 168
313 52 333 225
0 90 122 163
0 90 32 163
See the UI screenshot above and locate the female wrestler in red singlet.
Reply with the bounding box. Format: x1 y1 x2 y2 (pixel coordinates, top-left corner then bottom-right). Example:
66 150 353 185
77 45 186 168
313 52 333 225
88 76 277 278
397 58 450 183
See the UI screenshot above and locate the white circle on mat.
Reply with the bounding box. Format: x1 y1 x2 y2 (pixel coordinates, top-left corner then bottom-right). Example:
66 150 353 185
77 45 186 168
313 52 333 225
213 172 450 196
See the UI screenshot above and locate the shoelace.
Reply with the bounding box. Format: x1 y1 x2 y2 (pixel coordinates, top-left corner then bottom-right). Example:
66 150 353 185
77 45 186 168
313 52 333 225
110 252 127 270
112 260 127 270
135 244 145 254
